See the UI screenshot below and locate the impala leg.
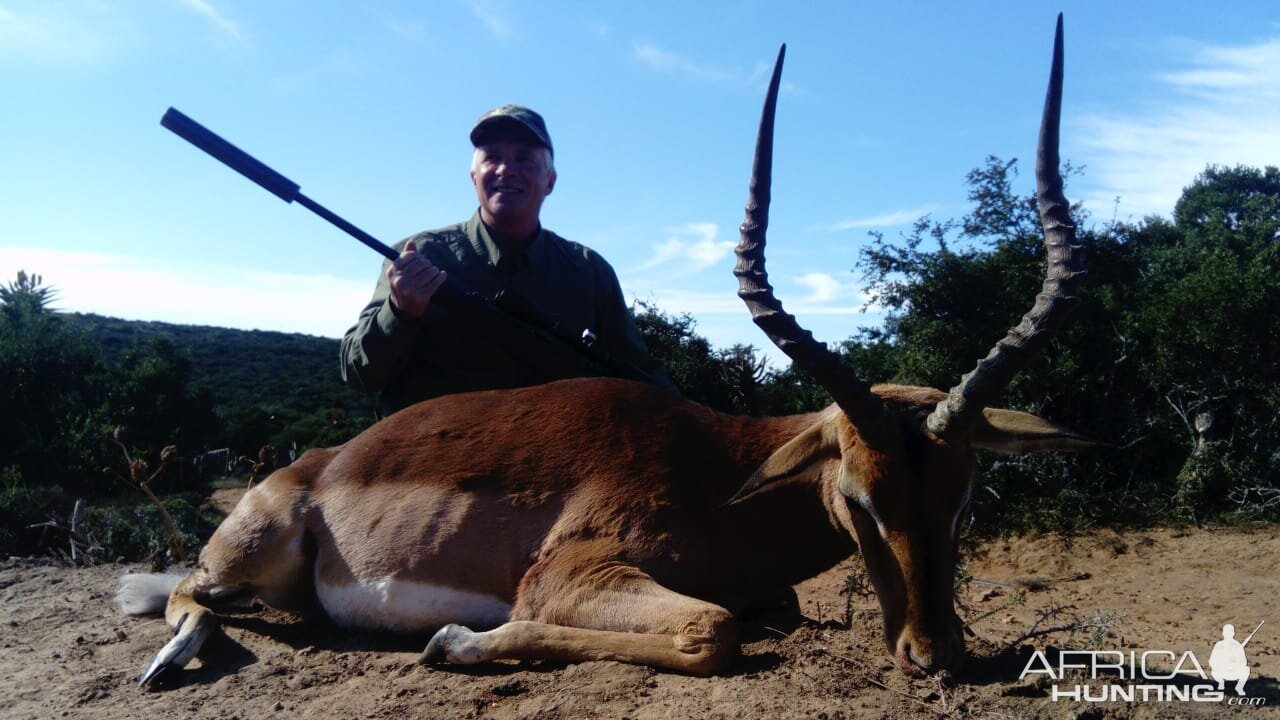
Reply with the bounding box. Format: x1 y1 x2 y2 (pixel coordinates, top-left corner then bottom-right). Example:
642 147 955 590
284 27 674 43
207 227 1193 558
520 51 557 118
422 561 737 675
137 569 224 685
135 472 312 686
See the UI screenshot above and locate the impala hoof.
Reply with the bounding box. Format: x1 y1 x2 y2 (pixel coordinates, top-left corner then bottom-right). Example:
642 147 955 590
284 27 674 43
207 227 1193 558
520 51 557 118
138 658 174 687
138 633 197 686
419 624 458 664
419 624 486 665
138 612 212 687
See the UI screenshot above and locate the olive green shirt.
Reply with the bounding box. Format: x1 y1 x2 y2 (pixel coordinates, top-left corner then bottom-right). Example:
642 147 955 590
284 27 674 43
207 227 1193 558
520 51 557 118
340 211 671 412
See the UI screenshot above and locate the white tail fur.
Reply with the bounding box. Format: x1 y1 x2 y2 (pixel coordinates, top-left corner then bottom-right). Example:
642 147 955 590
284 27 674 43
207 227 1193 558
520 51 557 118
116 572 185 615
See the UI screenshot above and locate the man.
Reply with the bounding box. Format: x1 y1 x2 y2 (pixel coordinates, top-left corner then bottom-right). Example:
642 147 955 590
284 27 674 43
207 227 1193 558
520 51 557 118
341 104 672 413
1209 623 1250 696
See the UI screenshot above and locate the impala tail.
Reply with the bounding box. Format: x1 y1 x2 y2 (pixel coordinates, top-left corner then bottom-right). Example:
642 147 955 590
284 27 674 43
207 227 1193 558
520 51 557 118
117 572 184 616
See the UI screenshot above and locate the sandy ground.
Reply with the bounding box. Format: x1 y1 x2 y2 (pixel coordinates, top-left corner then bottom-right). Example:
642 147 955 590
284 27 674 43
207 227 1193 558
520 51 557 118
2 515 1277 719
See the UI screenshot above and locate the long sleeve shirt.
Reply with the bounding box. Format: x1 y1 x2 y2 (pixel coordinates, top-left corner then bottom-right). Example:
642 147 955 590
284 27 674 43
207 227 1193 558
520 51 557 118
340 211 672 413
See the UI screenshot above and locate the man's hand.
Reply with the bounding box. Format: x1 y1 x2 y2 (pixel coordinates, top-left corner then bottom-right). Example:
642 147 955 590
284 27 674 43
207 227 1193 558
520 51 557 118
387 241 447 319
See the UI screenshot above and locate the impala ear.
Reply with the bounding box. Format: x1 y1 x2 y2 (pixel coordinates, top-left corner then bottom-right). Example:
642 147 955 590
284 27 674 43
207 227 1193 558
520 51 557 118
973 408 1105 454
725 414 841 505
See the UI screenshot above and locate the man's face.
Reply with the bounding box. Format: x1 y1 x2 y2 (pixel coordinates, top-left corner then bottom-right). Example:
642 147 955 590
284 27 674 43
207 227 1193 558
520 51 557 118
470 140 556 236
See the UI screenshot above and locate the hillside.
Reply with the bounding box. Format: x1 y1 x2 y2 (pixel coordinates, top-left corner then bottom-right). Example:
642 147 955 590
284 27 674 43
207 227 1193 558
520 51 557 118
66 313 380 448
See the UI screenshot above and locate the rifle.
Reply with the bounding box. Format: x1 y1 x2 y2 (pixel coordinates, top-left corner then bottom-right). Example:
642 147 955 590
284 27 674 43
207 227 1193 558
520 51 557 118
1242 620 1264 648
159 107 659 386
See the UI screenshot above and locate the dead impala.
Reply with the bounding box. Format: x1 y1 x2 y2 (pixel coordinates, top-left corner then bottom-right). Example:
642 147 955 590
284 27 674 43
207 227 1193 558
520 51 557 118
119 16 1092 683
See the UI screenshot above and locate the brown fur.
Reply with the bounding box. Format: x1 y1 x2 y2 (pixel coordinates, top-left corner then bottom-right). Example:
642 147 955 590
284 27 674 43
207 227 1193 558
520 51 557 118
127 377 1094 681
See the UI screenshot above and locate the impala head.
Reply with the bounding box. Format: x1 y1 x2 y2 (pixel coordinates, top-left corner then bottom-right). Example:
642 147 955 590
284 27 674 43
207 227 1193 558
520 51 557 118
732 16 1096 675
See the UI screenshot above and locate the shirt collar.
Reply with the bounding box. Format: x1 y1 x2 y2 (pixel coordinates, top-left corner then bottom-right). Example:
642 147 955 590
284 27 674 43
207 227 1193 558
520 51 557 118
467 209 545 272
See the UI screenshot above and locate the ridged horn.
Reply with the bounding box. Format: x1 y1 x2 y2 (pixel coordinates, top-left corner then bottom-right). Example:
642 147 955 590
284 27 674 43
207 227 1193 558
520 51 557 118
734 44 896 449
926 14 1085 441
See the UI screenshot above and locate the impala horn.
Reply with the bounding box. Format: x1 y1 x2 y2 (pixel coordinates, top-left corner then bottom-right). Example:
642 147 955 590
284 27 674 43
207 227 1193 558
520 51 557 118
926 14 1085 442
734 44 897 450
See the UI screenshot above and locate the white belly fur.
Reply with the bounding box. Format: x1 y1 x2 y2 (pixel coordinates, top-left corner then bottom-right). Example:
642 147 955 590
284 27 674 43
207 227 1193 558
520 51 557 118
317 578 512 633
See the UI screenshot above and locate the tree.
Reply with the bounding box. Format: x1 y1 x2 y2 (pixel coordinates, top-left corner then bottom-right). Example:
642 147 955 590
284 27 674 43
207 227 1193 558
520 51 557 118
99 337 221 493
1173 165 1280 246
633 303 736 410
0 272 105 492
632 303 826 416
849 159 1280 529
1135 166 1280 519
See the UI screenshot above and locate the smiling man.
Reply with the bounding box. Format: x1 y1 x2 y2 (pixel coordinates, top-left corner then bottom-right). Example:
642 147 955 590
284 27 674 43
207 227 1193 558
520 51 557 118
341 105 672 413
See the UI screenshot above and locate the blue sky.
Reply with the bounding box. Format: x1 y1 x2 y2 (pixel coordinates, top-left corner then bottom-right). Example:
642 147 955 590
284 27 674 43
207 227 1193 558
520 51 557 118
3 1 1278 368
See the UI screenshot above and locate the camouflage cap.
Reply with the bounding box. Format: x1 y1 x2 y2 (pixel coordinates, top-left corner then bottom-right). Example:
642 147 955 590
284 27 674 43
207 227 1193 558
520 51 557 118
470 104 554 157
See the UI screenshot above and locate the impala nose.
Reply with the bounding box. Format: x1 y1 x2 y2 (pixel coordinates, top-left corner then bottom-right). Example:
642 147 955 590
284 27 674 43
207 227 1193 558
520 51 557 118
896 632 962 675
897 645 948 676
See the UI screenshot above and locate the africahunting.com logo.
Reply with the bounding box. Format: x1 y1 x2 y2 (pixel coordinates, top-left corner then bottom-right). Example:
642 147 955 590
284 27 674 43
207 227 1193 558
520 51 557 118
1020 620 1267 706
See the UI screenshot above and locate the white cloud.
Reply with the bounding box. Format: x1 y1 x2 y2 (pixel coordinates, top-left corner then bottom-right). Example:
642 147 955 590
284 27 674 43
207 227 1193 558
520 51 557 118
582 19 610 40
820 204 941 232
794 273 842 303
795 272 886 314
1076 36 1280 220
0 246 367 338
633 42 737 84
0 2 121 65
1161 40 1280 99
625 285 881 370
746 53 798 95
634 222 735 273
383 16 425 43
180 0 242 41
631 43 792 92
465 0 514 40
625 288 742 316
626 284 870 318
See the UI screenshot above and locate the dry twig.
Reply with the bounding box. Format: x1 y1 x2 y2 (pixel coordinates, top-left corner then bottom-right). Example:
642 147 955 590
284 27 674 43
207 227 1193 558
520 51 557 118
106 427 186 562
1004 604 1123 652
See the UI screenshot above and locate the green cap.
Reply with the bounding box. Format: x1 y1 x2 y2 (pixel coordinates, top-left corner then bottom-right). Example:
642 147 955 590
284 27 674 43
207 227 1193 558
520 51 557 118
470 104 553 156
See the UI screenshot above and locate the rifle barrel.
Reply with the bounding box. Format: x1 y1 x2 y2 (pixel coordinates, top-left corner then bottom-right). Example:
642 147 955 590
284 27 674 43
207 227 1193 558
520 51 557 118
1242 619 1265 647
161 107 401 262
293 194 398 262
161 108 301 203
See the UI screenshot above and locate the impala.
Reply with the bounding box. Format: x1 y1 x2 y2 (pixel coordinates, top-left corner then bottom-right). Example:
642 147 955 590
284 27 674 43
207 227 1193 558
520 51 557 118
120 16 1092 684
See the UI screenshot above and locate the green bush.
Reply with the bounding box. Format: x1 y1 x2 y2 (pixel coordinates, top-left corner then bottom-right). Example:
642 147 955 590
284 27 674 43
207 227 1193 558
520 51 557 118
0 475 73 558
80 495 221 564
854 161 1280 531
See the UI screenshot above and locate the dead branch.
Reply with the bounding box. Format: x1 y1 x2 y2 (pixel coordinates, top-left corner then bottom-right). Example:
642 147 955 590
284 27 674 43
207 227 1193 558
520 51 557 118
107 428 186 562
1004 605 1124 652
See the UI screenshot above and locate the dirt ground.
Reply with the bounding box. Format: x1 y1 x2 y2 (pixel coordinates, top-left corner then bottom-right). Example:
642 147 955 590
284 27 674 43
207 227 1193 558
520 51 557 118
2 514 1277 719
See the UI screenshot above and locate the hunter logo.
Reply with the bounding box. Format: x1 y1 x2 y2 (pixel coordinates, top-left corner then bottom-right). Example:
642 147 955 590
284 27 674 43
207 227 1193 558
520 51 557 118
1020 620 1267 705
1210 622 1260 696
